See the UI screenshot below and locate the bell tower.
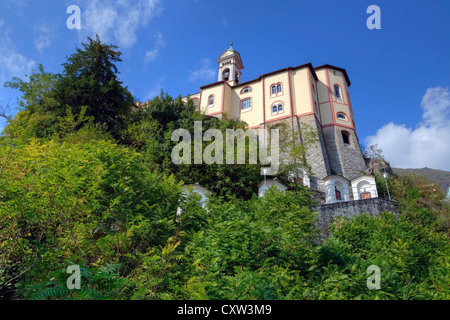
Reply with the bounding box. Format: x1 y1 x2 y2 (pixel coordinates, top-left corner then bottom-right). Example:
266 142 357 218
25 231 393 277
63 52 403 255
217 41 244 86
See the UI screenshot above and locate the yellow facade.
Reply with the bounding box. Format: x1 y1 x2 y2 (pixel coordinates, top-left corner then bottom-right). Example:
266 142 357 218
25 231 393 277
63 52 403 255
180 44 357 135
199 84 223 116
175 45 371 193
190 61 357 135
233 81 263 128
194 64 333 130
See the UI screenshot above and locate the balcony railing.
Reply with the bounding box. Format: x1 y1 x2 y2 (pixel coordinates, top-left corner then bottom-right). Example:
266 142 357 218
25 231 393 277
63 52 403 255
326 195 350 204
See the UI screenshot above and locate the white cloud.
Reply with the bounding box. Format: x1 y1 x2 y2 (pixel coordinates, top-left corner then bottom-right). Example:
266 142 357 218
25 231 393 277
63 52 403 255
145 76 166 100
79 0 162 49
145 49 159 62
0 20 36 83
145 49 160 62
0 19 34 131
155 31 164 47
144 31 164 63
189 58 216 83
365 87 450 171
34 23 56 53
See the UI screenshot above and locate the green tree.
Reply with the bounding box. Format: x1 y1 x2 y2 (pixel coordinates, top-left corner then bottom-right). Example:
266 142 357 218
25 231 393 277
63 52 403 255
56 35 134 135
3 65 61 140
391 173 450 234
315 212 449 300
127 187 319 300
266 121 319 187
0 139 181 299
123 93 263 200
4 64 60 115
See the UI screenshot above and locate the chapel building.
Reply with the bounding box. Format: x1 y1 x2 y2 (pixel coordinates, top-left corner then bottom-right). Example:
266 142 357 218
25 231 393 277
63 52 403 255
180 43 378 203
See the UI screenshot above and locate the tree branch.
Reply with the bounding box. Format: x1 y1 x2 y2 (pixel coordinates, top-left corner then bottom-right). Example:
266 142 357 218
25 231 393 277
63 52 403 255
0 104 10 121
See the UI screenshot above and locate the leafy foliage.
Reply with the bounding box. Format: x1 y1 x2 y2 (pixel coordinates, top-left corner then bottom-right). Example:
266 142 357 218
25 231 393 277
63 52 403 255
393 167 450 192
0 139 181 299
317 213 449 299
18 263 124 300
56 35 134 135
390 173 450 235
0 38 448 300
268 121 319 185
4 64 61 115
4 36 134 141
122 92 263 200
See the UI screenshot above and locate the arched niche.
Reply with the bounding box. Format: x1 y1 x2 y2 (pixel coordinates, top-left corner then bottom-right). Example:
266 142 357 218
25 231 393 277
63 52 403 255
324 175 351 204
351 176 378 200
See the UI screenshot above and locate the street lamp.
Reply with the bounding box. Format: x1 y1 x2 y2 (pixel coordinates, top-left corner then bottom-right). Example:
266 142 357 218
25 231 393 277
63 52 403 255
381 167 391 201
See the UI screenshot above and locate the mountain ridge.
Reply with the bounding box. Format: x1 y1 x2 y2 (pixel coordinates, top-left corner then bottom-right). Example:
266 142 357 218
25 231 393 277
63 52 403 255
392 167 450 191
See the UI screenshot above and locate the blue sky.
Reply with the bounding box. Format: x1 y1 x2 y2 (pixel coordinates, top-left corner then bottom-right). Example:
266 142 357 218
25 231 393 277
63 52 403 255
1 0 450 170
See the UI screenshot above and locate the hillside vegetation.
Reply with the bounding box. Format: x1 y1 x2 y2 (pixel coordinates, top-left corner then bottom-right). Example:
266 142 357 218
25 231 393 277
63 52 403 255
393 167 450 191
1 37 449 300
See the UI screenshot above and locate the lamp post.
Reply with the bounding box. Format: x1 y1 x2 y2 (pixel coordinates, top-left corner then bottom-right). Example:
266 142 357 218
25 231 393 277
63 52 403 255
381 167 391 201
261 168 268 198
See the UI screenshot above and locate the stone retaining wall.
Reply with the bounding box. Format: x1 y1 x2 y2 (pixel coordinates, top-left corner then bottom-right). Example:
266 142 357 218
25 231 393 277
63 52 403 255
315 198 398 241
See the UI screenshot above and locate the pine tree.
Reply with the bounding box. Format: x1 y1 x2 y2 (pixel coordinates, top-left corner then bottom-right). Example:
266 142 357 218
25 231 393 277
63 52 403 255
56 35 134 135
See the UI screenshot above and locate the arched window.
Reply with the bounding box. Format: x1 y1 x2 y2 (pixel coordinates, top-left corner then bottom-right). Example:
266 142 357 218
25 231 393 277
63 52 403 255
337 112 348 121
208 95 214 106
335 186 342 201
222 68 230 81
240 86 252 94
271 83 283 97
271 85 277 95
334 85 342 99
271 102 284 115
241 98 252 111
192 98 200 109
341 130 350 145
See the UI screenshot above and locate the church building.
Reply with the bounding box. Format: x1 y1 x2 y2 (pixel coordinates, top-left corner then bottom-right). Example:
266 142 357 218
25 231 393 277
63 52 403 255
180 43 378 204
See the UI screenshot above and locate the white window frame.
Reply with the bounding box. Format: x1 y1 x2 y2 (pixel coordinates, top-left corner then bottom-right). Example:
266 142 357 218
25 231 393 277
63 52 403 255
334 85 342 100
241 98 252 112
271 103 284 115
271 83 283 97
240 86 252 94
208 95 215 107
271 85 277 96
